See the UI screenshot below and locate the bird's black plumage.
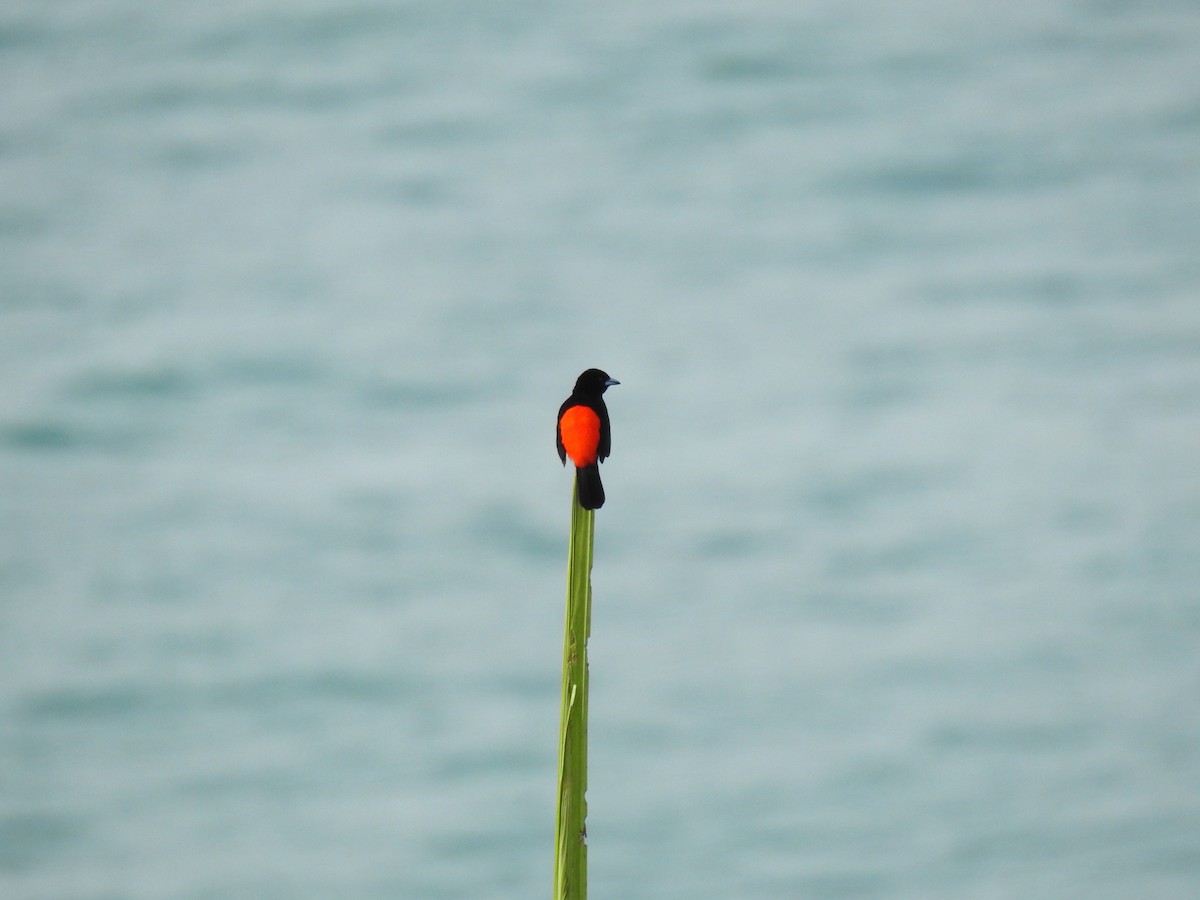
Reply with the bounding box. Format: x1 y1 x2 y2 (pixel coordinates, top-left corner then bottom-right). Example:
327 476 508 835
556 368 619 510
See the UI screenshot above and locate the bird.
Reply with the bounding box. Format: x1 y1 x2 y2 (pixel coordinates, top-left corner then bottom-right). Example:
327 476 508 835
557 368 620 510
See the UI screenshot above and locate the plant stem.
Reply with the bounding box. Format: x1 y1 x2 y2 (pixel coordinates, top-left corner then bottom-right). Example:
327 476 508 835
553 484 593 900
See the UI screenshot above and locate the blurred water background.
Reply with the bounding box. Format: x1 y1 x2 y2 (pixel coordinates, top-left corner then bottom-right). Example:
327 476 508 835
3 1 1200 898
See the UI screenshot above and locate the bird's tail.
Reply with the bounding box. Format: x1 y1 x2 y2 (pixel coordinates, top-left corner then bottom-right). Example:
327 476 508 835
576 464 605 510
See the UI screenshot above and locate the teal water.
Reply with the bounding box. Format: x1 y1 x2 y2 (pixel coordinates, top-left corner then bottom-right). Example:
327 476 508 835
3 2 1200 898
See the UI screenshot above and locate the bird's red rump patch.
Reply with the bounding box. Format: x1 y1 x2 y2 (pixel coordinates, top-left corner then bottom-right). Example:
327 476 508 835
559 405 601 466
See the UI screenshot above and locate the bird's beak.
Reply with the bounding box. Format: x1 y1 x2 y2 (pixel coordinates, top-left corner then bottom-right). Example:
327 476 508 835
605 378 620 387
